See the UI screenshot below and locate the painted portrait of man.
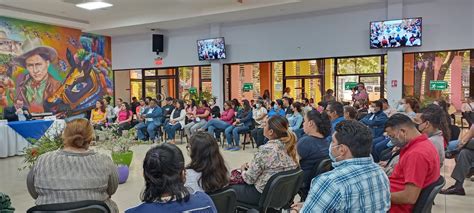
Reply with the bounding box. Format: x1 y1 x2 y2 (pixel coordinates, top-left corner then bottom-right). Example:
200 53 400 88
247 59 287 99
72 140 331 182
14 38 61 113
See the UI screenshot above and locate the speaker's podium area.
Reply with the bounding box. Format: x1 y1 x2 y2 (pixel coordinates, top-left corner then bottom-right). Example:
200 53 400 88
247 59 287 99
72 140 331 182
0 0 473 212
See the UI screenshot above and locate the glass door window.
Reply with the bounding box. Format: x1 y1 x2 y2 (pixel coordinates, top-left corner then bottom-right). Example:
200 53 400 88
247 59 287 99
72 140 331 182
360 76 382 102
158 78 176 99
285 78 322 102
144 80 157 99
336 76 358 102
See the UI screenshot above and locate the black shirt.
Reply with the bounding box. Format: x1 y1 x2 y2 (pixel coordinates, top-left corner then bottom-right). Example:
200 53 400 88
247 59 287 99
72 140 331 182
297 135 329 188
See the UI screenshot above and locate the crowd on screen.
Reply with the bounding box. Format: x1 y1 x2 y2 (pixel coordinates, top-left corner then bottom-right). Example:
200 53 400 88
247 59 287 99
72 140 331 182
370 18 422 48
21 82 474 212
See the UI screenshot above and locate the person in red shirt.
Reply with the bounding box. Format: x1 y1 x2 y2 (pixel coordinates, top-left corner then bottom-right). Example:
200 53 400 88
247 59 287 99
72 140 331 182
384 114 440 213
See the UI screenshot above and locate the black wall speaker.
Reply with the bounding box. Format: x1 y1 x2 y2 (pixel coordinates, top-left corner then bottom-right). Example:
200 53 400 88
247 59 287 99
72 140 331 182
152 34 164 53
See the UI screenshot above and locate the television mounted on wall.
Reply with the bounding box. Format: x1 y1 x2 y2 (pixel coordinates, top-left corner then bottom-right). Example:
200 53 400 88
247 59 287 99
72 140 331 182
197 37 226 61
370 17 422 49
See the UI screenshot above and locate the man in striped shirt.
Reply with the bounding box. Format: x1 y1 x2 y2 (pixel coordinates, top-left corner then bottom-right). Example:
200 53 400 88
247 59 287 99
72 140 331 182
293 120 390 212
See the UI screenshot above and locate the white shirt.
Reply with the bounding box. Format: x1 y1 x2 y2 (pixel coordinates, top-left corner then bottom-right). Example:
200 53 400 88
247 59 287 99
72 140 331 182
252 107 268 127
185 169 204 192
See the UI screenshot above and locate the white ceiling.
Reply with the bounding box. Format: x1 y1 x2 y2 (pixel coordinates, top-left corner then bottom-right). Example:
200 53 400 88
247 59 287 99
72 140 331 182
0 0 388 36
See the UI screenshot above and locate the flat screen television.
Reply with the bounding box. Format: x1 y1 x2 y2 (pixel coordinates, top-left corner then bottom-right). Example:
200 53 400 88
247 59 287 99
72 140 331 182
197 37 226 60
370 17 422 49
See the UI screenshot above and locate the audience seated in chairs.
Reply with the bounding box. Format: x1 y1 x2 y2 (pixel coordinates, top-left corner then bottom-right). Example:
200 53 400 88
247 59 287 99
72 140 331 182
343 105 357 121
185 132 229 193
441 125 474 196
27 119 119 212
384 114 440 212
360 100 388 139
161 97 175 124
90 100 107 129
185 99 197 123
125 144 217 213
231 116 298 207
163 100 186 144
288 102 304 132
325 101 345 141
115 102 133 136
199 101 235 137
251 99 268 148
292 120 390 212
135 99 163 142
296 110 331 201
415 104 450 167
267 99 286 117
103 97 116 123
380 98 397 117
461 97 474 127
224 100 253 151
184 100 211 139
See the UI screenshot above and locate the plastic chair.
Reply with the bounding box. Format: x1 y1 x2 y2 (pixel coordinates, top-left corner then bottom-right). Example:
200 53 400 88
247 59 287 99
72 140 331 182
208 187 237 213
236 168 304 213
242 130 255 150
299 158 333 201
27 200 110 213
412 176 446 213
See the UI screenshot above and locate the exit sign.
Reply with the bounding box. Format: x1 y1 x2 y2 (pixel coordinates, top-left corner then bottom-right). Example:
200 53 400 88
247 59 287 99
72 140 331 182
344 82 358 90
243 83 253 92
429 80 448 91
189 87 197 94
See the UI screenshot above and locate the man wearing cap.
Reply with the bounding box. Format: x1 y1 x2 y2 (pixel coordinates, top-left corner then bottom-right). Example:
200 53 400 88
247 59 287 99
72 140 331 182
14 39 60 113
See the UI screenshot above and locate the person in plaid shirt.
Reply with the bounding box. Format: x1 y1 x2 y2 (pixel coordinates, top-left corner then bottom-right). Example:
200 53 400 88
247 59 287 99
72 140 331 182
293 120 390 212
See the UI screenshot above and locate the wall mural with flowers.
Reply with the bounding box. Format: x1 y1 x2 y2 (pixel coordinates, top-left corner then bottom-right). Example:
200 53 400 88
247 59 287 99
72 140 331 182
0 16 113 116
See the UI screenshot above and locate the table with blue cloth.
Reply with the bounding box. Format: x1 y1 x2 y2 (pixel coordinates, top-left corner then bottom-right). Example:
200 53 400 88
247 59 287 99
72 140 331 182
0 119 65 158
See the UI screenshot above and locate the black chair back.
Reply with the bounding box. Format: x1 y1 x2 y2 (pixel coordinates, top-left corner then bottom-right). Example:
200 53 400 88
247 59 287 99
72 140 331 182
300 158 333 201
412 176 445 213
450 125 460 141
258 168 304 212
208 187 237 213
27 200 110 213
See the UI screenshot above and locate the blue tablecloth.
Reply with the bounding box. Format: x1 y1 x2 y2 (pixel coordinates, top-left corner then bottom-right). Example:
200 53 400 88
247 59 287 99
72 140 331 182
7 120 54 141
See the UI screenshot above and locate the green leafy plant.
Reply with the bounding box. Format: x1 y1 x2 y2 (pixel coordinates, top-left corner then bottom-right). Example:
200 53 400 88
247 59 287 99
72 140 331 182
20 132 63 171
95 124 139 166
189 91 216 103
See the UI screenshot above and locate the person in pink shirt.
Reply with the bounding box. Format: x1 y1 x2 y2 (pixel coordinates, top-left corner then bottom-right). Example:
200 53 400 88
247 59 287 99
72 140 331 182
116 102 133 136
199 101 235 138
352 82 369 103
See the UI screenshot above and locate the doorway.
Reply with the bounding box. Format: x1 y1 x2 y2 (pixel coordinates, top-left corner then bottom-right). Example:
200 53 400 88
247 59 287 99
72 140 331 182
285 77 323 102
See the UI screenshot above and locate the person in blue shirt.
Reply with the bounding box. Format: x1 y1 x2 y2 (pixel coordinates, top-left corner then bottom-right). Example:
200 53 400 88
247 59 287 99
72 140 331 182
135 99 163 141
125 144 217 213
297 110 331 200
224 100 254 151
267 99 286 117
288 102 304 131
360 100 388 139
325 101 345 142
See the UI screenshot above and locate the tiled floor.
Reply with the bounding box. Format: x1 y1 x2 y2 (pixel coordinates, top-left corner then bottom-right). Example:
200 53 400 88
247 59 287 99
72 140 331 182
0 141 472 212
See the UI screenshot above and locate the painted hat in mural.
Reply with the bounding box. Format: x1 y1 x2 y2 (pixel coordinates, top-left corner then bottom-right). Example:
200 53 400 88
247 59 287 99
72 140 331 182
14 37 57 67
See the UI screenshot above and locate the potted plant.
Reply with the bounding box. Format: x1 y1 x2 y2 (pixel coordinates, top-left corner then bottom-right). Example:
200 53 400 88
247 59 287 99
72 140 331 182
20 126 64 170
96 125 138 184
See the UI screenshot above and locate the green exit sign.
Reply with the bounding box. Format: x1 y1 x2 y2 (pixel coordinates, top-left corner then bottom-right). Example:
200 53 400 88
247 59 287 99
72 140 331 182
189 87 197 94
344 82 358 90
429 81 448 91
243 83 253 92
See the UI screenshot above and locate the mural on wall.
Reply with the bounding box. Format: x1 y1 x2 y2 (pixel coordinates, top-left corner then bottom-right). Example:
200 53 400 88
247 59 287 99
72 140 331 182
0 16 113 116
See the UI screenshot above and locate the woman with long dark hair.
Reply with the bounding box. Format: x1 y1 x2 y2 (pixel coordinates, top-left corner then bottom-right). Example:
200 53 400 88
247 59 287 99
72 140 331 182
232 116 298 205
184 100 211 138
297 110 332 199
126 144 216 212
116 102 133 135
91 100 107 129
164 100 186 144
199 101 235 137
185 132 229 193
224 100 253 151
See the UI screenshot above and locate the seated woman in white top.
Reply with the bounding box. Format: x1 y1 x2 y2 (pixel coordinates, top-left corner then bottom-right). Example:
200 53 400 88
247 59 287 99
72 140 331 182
185 132 229 193
163 100 186 144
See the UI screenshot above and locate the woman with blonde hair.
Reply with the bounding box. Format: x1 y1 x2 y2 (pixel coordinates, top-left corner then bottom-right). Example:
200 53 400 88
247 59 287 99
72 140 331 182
27 119 119 212
232 116 298 206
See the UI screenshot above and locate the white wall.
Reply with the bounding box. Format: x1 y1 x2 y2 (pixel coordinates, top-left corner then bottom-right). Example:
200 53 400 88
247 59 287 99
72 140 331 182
112 0 474 69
